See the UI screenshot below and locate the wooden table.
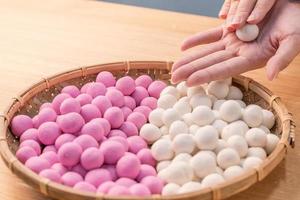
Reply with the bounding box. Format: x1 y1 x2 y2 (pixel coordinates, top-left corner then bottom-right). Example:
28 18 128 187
0 0 299 199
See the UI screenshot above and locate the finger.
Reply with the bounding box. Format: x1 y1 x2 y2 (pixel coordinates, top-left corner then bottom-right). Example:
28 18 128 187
226 0 239 31
266 37 300 80
219 0 231 19
230 0 257 29
247 0 276 24
186 56 254 86
172 42 224 73
172 50 234 84
181 26 223 51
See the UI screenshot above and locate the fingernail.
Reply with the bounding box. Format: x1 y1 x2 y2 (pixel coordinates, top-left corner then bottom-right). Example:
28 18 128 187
219 13 227 19
247 14 256 22
232 16 242 25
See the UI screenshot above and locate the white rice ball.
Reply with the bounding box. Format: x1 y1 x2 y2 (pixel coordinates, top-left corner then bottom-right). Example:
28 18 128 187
217 148 240 169
194 125 218 150
215 167 224 176
162 108 181 126
258 125 271 134
243 105 263 127
227 135 248 158
242 156 263 170
157 94 177 109
172 153 192 164
212 119 228 136
219 100 242 122
182 113 194 126
223 165 244 180
189 124 200 135
173 100 192 116
179 181 202 194
226 86 243 100
162 183 180 195
214 139 228 154
172 134 195 154
160 86 180 99
169 120 189 139
201 173 225 188
187 86 206 98
265 133 279 155
207 81 229 99
139 123 162 143
151 138 174 161
162 162 194 185
236 24 259 42
160 125 169 135
190 151 216 178
176 81 188 97
156 160 172 172
262 110 275 129
245 128 267 147
221 120 249 140
247 147 267 160
191 106 215 126
235 100 246 108
213 99 226 110
189 94 212 109
149 108 164 127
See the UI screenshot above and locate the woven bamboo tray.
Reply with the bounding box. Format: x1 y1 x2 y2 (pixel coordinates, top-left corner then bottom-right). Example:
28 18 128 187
0 61 295 200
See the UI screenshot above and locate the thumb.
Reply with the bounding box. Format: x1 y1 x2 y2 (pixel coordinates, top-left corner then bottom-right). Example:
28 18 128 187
266 36 300 80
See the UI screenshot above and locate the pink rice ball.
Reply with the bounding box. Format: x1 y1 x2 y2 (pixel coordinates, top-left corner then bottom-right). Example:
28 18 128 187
74 181 97 192
141 176 164 194
126 112 146 130
20 139 41 155
136 149 156 167
124 96 136 110
35 107 57 127
16 146 37 164
109 136 129 152
140 97 157 110
11 115 33 137
101 165 118 181
55 133 76 149
133 106 152 119
76 94 93 106
80 104 102 122
96 71 116 87
116 178 137 187
116 153 141 179
136 164 157 182
90 118 111 137
108 185 130 195
40 103 53 111
148 80 167 98
105 89 125 107
85 168 112 187
135 75 153 89
60 98 81 114
58 142 83 167
97 181 116 194
20 128 39 143
51 163 68 175
127 136 147 154
86 82 107 98
40 151 59 166
38 122 61 145
72 164 87 177
25 156 51 173
39 169 61 183
130 184 151 196
116 76 136 96
73 135 98 150
32 116 40 128
131 86 149 105
91 96 112 114
119 122 138 137
61 171 83 187
100 140 126 164
57 112 85 134
80 147 104 170
52 93 71 114
43 145 57 153
80 82 93 94
120 107 132 120
104 107 124 129
81 120 104 141
108 130 127 138
61 85 80 98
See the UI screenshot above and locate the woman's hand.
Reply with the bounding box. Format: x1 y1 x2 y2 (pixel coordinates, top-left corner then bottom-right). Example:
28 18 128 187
171 0 300 86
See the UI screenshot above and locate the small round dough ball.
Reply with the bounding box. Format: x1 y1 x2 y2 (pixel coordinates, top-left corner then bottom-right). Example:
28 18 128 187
212 120 228 136
176 81 188 97
226 86 243 100
182 113 194 126
221 120 249 140
162 108 181 126
245 128 267 147
157 94 177 109
265 134 279 155
213 100 226 110
235 100 246 108
172 153 192 164
194 125 218 150
160 125 169 135
139 123 162 143
227 135 248 158
223 165 244 180
217 148 240 169
207 81 229 99
156 160 171 172
160 86 180 99
243 105 263 127
179 181 202 194
247 147 267 160
172 134 195 154
219 100 242 122
162 183 180 195
262 110 275 129
242 156 263 170
201 173 225 188
169 120 188 139
214 139 228 154
190 151 216 178
236 24 259 42
215 167 224 176
151 139 174 161
189 124 200 135
258 125 271 134
173 100 192 116
187 86 206 98
149 108 164 127
191 106 215 126
162 162 194 185
189 94 212 109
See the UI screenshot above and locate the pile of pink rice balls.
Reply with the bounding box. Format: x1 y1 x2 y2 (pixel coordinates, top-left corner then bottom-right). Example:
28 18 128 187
11 71 279 196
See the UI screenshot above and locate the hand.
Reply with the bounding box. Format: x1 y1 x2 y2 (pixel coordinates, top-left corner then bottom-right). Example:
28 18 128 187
219 0 277 31
171 0 300 86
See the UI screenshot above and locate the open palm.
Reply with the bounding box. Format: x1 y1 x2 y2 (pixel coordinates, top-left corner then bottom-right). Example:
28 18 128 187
171 0 300 86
